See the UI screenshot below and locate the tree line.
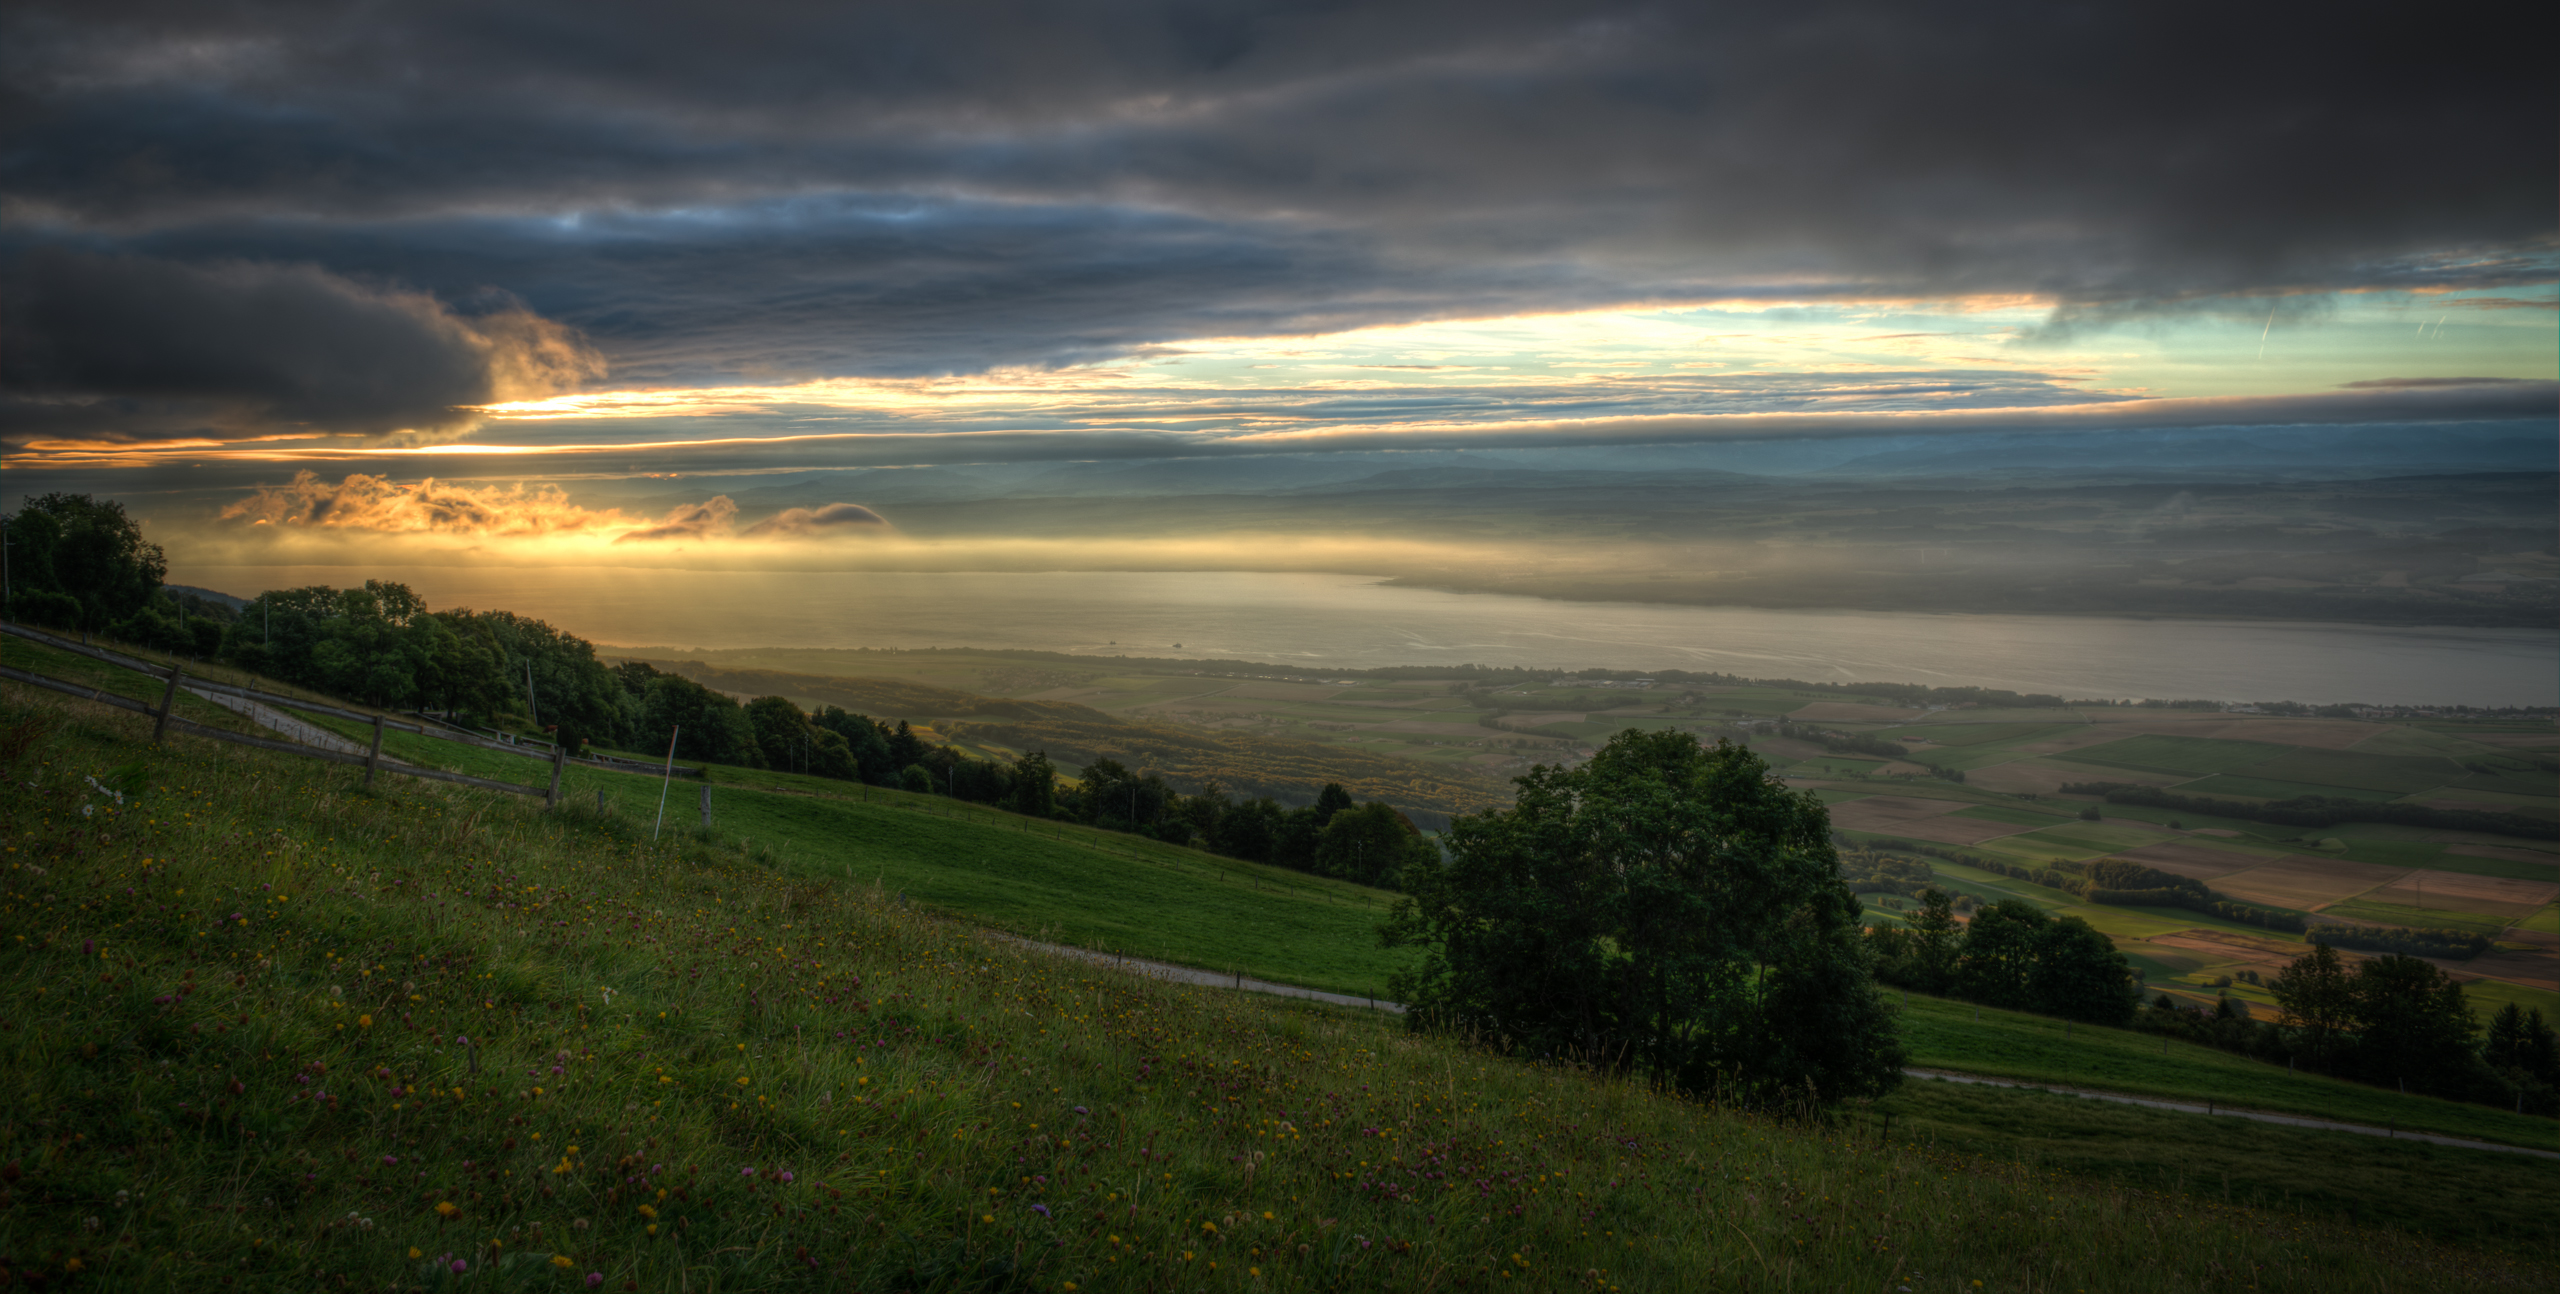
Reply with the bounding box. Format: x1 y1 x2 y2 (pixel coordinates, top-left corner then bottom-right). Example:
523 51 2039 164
2062 781 2558 842
0 496 1445 891
2147 942 2560 1115
1863 890 2141 1024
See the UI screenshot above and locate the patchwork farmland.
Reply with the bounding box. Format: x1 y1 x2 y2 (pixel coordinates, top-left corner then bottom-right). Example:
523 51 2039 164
600 646 2559 1024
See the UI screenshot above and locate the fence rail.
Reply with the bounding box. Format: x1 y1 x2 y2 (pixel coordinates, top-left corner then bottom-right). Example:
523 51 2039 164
0 661 560 800
0 619 698 777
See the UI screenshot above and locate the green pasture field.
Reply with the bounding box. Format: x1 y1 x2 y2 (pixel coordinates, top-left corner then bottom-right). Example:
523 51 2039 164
2520 904 2560 934
2348 726 2514 760
0 635 274 737
34 674 2560 1290
2176 774 2405 803
1890 993 2552 1151
1787 756 1890 777
2322 898 2516 938
1919 741 2084 773
2451 769 2560 800
2461 977 2560 1028
1947 803 2075 828
2421 851 2560 883
2403 786 2560 814
1887 722 2077 747
280 706 1419 998
2057 734 2297 778
2415 719 2560 735
1876 1080 2558 1254
2298 837 2446 871
2236 749 2465 795
2011 821 2181 855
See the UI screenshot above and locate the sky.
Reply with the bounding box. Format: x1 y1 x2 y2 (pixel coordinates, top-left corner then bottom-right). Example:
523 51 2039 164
1 0 2552 557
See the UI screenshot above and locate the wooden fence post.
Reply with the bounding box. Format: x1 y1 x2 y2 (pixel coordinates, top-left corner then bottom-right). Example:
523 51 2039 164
700 782 712 828
363 713 386 788
546 743 566 808
152 664 183 743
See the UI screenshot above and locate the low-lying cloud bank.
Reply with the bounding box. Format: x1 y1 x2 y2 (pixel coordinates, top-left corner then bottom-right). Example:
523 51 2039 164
218 471 889 545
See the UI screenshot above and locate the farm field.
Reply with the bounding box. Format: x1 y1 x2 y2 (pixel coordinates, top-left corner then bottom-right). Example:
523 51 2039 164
20 622 2558 1028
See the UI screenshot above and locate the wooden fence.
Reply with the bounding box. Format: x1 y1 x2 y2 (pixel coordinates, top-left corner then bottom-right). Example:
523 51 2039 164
0 620 696 802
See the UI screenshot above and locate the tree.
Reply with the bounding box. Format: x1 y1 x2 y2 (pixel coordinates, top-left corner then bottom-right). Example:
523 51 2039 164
2485 1003 2560 1086
1385 729 1902 1108
4 493 166 632
1009 751 1058 818
812 706 895 784
1906 887 1961 994
1314 801 1431 888
1955 901 2050 1010
2030 914 2137 1024
2348 954 2478 1093
2270 940 2354 1066
637 675 757 766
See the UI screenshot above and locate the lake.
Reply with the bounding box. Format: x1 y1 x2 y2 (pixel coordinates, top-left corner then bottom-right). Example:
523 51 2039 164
178 565 2558 708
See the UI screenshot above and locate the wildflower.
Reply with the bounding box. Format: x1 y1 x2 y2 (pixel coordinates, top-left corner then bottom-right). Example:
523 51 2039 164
434 1201 459 1219
358 1015 372 1029
1031 1204 1051 1218
637 1205 658 1220
1203 1222 1218 1233
588 1276 604 1288
551 1255 575 1269
409 1249 423 1259
451 1259 469 1273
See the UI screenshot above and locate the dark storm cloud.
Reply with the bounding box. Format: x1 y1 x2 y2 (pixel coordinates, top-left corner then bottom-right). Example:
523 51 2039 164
1 1 2550 388
0 250 601 441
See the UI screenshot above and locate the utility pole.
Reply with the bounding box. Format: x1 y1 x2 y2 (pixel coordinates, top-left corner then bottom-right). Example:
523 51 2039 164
525 661 539 726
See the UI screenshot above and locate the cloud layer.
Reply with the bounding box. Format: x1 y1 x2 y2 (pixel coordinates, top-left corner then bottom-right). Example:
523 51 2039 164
3 0 2548 409
0 252 600 442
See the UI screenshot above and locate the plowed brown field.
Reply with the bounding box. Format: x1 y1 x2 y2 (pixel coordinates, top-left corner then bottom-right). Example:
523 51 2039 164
2209 855 2405 911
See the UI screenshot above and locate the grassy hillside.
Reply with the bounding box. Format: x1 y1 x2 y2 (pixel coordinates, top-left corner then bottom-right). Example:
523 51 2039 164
1893 993 2552 1149
7 678 2554 1290
647 658 1512 815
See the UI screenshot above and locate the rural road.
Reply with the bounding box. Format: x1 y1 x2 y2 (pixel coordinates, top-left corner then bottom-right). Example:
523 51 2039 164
996 934 1406 1014
190 688 389 758
1902 1069 2559 1159
1000 937 2556 1161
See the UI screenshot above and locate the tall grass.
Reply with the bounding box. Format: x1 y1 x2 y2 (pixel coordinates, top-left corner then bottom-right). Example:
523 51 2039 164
1 685 2549 1292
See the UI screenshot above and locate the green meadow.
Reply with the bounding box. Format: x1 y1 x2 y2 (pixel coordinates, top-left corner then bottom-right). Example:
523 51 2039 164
19 675 2559 1292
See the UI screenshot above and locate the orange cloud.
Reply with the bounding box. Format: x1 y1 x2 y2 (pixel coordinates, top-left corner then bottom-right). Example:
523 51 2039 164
615 496 739 543
217 471 892 545
220 471 629 535
739 503 891 539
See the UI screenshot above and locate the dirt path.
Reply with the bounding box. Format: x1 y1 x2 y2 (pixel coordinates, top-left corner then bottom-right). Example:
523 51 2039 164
993 933 1404 1013
1905 1068 2559 1160
188 688 392 760
991 938 2555 1159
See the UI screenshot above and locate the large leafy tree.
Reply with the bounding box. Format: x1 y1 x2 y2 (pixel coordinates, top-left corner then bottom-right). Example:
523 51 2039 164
2269 940 2355 1066
1314 801 1434 888
1384 729 1903 1107
5 493 166 632
2347 953 2479 1092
